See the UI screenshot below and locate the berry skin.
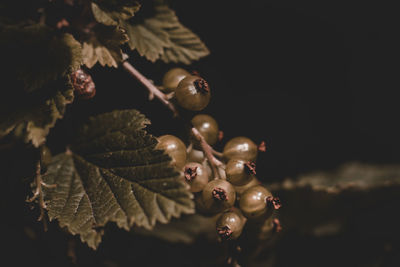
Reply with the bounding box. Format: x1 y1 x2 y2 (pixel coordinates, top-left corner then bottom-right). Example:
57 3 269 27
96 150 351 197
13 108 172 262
216 210 245 240
202 179 236 213
239 185 273 220
226 159 256 186
187 148 205 163
162 68 190 93
223 137 258 162
156 135 187 170
183 162 209 192
70 69 96 99
175 75 211 111
234 176 260 196
191 114 219 146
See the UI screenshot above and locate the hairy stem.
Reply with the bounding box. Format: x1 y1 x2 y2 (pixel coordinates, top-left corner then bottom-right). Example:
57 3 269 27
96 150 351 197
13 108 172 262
122 61 179 117
27 160 47 231
191 127 224 179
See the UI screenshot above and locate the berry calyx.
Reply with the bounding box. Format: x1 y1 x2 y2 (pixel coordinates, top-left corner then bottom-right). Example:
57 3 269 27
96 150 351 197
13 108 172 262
70 69 96 99
156 135 187 170
193 78 209 93
212 187 228 201
266 196 282 210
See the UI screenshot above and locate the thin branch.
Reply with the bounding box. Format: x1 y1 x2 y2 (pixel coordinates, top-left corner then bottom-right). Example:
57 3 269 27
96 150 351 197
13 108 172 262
122 61 179 117
191 127 224 179
26 160 48 231
212 149 224 158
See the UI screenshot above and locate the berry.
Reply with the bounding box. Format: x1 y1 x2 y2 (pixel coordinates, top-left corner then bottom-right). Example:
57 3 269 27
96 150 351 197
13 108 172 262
226 159 256 186
191 114 219 146
239 185 273 220
175 75 210 111
187 148 205 163
70 69 96 99
216 210 245 240
234 176 260 196
162 68 190 93
183 162 209 192
223 137 258 162
201 179 236 213
156 135 187 170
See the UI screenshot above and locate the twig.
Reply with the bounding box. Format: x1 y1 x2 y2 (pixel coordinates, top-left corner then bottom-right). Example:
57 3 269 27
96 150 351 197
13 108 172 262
26 148 57 231
212 149 224 158
191 127 224 179
26 160 48 231
122 61 179 117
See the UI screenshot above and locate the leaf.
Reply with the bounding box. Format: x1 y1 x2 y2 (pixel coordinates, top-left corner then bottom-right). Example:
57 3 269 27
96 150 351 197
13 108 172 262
0 23 82 92
269 162 400 235
123 5 209 64
42 110 194 249
82 25 128 68
0 78 74 147
91 1 141 26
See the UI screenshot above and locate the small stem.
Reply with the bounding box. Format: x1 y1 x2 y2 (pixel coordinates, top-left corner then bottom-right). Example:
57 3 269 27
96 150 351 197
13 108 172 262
26 160 48 231
122 61 179 117
191 127 224 179
212 149 224 158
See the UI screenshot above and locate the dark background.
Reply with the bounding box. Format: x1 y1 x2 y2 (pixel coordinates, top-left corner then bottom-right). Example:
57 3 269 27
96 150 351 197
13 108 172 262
1 0 400 266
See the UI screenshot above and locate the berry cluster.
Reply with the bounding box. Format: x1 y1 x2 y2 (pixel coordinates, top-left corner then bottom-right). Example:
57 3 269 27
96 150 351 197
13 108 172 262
155 68 281 242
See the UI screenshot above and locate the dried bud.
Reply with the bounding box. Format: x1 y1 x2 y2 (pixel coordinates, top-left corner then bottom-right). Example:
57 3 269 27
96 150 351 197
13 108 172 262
70 69 96 99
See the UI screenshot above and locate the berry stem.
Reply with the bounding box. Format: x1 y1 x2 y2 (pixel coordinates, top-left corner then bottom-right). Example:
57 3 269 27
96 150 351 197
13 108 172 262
122 61 179 117
191 127 224 179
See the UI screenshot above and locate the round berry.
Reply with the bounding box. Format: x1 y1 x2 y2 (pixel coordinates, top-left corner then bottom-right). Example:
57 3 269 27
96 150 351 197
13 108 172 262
183 162 209 192
175 75 211 111
216 210 245 240
156 135 187 170
162 68 190 93
202 179 236 213
226 159 256 186
223 137 258 161
239 185 273 220
187 148 205 163
234 176 260 196
191 114 219 146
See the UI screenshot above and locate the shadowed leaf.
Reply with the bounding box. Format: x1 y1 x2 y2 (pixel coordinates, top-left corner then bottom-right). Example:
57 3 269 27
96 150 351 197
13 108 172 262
42 110 194 249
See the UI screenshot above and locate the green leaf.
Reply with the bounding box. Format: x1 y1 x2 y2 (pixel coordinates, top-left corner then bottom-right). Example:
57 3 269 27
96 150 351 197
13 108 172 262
123 5 209 64
82 25 128 68
91 1 141 26
0 23 82 92
42 110 194 249
0 78 74 147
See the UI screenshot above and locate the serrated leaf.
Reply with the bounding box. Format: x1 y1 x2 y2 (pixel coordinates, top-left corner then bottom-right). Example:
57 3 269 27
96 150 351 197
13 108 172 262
82 25 128 68
123 5 209 64
0 23 82 92
91 1 140 26
42 110 194 249
0 78 74 147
